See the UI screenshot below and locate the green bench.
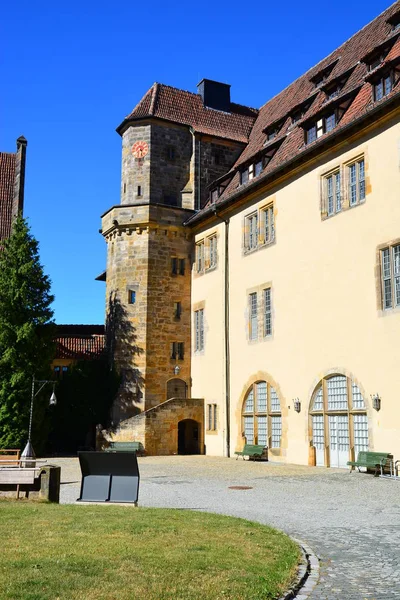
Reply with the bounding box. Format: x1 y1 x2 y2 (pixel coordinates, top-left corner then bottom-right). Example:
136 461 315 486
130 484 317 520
105 442 145 456
235 444 266 461
347 451 393 476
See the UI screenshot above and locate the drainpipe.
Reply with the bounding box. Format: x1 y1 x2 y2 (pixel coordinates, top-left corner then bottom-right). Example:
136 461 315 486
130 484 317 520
212 205 230 457
197 136 202 211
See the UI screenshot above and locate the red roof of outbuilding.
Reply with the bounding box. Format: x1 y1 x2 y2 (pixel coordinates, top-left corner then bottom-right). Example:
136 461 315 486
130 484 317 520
0 152 16 241
54 325 105 360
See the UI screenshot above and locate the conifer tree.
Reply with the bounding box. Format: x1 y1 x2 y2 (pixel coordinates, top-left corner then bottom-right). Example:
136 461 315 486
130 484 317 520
0 216 55 449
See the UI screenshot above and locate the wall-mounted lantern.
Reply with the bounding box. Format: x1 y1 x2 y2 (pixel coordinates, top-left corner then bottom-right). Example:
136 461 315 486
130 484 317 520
371 393 381 411
293 398 301 413
174 365 181 376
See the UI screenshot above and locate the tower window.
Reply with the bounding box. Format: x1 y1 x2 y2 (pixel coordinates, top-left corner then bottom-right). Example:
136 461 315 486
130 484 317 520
128 290 136 305
166 146 176 161
123 183 126 194
137 186 142 197
174 302 182 319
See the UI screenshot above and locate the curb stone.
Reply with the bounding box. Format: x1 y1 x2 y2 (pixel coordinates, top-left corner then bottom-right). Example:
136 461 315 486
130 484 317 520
278 539 320 600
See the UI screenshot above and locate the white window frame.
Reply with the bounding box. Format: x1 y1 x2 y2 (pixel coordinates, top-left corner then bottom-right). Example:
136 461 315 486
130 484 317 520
208 235 217 269
324 169 341 216
245 213 258 251
207 404 217 431
196 241 205 273
249 292 258 341
347 158 365 207
194 309 204 352
381 244 400 310
263 288 272 337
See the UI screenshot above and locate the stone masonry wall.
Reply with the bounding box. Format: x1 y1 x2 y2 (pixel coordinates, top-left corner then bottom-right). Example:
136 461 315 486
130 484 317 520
102 204 194 418
195 136 244 208
121 125 151 205
150 122 194 209
106 397 204 456
145 225 192 408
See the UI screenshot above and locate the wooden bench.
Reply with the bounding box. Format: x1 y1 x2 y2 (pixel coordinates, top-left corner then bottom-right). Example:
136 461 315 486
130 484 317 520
0 467 39 499
347 451 393 476
235 444 266 461
0 449 20 466
105 441 145 456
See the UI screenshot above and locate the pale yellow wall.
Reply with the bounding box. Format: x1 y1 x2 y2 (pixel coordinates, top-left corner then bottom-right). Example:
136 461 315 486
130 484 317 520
191 222 226 456
191 114 400 465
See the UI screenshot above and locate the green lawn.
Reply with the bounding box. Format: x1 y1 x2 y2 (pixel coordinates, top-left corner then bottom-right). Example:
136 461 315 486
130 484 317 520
0 503 300 600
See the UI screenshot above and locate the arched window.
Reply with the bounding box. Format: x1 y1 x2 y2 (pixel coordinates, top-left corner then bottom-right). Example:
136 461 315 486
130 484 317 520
242 381 281 448
166 378 187 400
310 374 368 468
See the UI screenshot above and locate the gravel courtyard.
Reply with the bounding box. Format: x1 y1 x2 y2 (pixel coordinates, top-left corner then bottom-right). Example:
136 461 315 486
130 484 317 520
55 455 400 599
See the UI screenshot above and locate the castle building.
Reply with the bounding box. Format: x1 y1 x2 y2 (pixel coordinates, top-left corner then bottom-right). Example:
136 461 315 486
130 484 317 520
101 2 400 464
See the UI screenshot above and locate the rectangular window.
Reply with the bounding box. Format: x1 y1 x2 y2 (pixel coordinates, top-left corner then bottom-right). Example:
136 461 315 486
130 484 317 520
241 169 249 185
179 258 185 275
246 213 258 250
255 160 263 177
249 292 258 340
262 205 274 244
171 257 178 275
374 73 393 101
207 404 217 431
307 125 317 144
325 171 341 216
263 288 272 336
174 301 181 320
196 241 204 273
381 244 400 310
271 416 282 448
325 113 336 132
195 309 204 352
248 163 254 180
257 415 268 446
54 366 61 378
209 235 217 268
137 186 142 197
348 158 365 207
62 366 68 375
128 290 136 304
171 342 184 360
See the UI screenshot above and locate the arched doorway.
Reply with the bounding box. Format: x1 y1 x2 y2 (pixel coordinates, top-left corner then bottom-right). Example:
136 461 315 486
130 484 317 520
166 378 187 401
178 419 200 454
310 374 369 468
242 381 282 449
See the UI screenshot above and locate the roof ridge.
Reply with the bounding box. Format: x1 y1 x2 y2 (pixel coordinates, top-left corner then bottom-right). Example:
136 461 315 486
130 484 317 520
149 82 159 115
154 82 258 112
259 0 400 111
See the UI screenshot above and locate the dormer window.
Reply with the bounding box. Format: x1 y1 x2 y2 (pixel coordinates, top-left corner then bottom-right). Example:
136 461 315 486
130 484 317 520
310 60 339 88
387 11 400 32
306 112 336 144
263 119 285 143
369 53 385 72
211 188 219 204
240 158 265 186
374 72 393 101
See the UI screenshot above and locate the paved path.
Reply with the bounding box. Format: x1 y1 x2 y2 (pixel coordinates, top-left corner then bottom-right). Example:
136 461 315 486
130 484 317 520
55 456 400 599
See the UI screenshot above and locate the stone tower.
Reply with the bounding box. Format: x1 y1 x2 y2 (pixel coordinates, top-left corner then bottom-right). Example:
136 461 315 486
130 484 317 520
100 80 257 451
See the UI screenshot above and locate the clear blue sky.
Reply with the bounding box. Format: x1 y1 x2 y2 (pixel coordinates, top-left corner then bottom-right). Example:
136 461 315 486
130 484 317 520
2 0 393 324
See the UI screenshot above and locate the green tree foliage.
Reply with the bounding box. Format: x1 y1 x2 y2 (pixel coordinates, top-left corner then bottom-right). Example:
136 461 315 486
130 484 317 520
0 216 55 450
48 359 120 453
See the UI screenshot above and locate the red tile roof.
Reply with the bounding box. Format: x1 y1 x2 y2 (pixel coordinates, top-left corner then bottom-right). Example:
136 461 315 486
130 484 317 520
187 1 400 220
55 325 105 360
0 152 16 241
118 83 258 143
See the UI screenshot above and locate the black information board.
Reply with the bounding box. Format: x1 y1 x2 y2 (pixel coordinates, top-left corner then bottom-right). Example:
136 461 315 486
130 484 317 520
77 451 140 504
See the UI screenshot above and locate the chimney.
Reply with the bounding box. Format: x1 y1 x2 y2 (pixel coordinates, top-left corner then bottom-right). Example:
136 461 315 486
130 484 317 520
197 79 231 112
13 136 27 218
